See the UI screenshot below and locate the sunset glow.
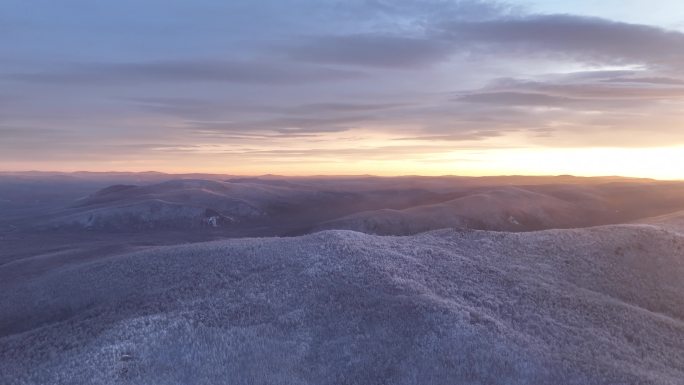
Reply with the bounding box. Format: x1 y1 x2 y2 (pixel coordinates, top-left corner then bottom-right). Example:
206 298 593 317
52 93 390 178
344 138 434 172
2 0 684 178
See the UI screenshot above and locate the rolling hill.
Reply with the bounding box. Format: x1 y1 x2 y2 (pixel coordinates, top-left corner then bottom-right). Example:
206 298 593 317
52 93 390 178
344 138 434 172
314 187 599 234
27 179 450 233
1 224 683 384
639 210 684 233
315 183 684 235
6 176 681 237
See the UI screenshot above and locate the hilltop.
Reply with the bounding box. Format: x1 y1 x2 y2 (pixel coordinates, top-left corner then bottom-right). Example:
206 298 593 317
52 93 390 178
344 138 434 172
2 223 683 384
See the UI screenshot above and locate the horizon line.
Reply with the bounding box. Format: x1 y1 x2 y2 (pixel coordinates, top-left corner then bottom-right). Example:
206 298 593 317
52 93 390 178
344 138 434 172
0 170 675 181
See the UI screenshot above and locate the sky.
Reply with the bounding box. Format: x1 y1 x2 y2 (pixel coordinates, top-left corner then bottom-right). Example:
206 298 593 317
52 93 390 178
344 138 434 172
2 0 684 179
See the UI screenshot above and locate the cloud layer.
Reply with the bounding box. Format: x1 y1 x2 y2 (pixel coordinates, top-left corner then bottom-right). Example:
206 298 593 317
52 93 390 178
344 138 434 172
1 0 684 174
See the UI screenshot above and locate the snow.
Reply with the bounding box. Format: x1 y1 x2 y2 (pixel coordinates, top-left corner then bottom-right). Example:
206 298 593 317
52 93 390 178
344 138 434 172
1 224 683 384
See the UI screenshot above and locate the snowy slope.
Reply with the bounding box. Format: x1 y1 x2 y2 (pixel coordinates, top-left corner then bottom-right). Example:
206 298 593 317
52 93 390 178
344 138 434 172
1 224 683 385
44 179 350 231
639 210 684 233
315 187 607 234
14 178 684 234
40 179 438 232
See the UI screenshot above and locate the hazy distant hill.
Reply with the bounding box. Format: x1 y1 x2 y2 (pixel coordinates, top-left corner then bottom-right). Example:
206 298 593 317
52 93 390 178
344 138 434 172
315 187 595 234
2 224 683 384
55 180 275 230
315 183 684 235
37 179 445 233
3 173 684 237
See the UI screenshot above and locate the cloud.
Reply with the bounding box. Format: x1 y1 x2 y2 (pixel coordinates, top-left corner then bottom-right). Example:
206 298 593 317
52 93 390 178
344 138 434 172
439 14 684 69
284 102 409 114
531 83 684 100
188 115 373 134
601 77 684 85
393 130 505 141
7 60 364 85
0 126 68 138
3 0 684 170
286 34 453 68
459 70 684 105
278 12 684 72
457 91 577 106
443 69 684 148
201 143 484 160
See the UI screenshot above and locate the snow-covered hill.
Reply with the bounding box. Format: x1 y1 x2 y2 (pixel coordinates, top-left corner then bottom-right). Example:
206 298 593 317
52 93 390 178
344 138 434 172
314 183 684 235
34 178 450 233
315 187 603 234
2 224 683 384
42 179 334 231
639 210 684 234
7 176 684 235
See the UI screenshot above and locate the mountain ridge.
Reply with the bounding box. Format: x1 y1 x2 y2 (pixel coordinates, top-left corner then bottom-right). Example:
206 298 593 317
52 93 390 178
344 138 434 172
1 222 683 384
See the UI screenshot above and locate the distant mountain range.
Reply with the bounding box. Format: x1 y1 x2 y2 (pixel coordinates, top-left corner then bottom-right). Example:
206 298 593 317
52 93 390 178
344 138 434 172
1 174 679 236
2 173 684 384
